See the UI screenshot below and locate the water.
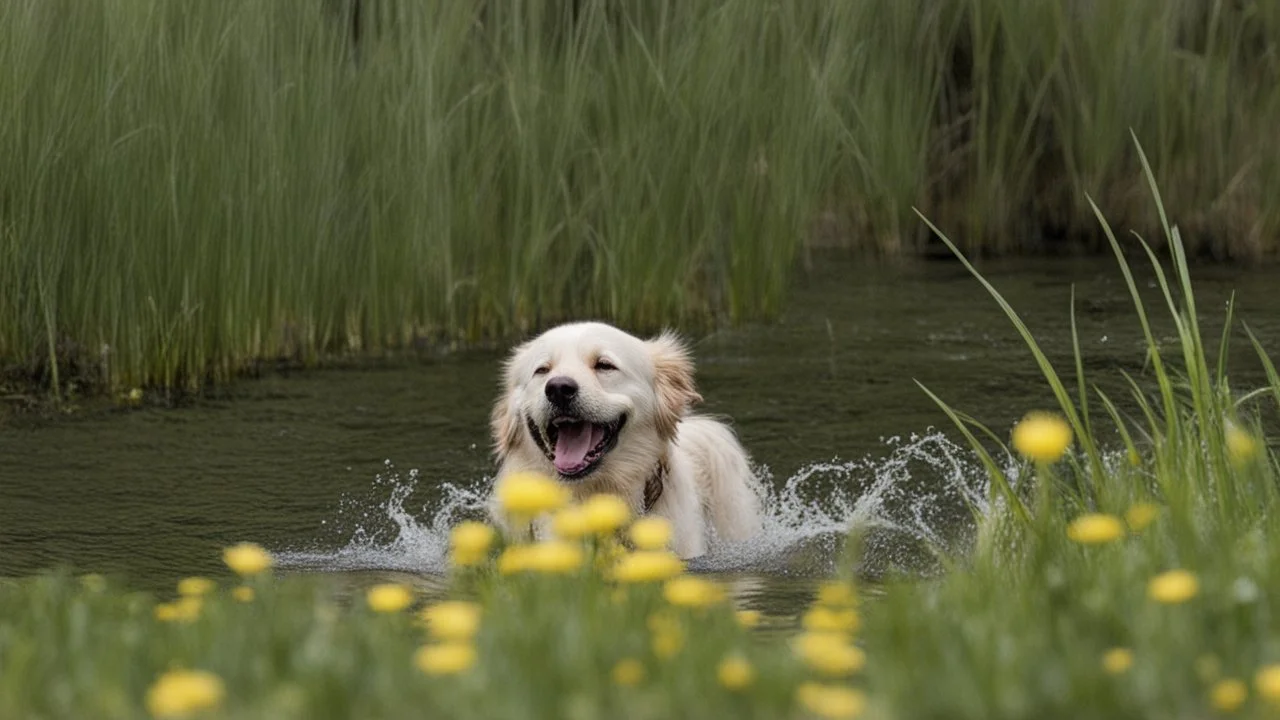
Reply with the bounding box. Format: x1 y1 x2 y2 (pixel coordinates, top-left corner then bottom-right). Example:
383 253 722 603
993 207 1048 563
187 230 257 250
4 255 1278 618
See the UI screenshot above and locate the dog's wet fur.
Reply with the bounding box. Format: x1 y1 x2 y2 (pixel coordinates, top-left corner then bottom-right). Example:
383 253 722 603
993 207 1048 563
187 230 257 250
487 321 764 559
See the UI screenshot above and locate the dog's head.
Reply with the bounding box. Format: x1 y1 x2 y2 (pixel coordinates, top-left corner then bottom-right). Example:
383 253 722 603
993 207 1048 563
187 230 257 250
490 322 701 482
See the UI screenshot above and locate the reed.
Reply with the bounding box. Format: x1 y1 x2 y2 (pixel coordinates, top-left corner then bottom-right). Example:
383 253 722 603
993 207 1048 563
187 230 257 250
2 0 1277 396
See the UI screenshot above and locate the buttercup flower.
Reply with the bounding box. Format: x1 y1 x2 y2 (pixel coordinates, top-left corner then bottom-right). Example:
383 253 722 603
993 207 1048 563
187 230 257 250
816 580 857 608
450 521 496 566
1226 422 1259 466
497 472 568 517
796 682 867 719
629 516 673 550
613 550 684 583
222 542 273 577
1102 647 1134 674
717 655 755 689
498 546 532 575
1148 569 1199 604
80 574 107 593
793 632 866 676
612 658 645 686
145 669 225 719
663 576 724 608
1066 513 1125 545
735 609 762 628
582 494 630 534
1211 678 1248 713
232 586 254 603
552 506 590 540
1125 503 1160 532
154 596 202 623
421 601 482 641
1255 664 1280 703
366 583 414 613
526 540 584 574
1011 411 1073 462
802 606 860 634
414 642 477 675
648 613 684 659
177 577 216 597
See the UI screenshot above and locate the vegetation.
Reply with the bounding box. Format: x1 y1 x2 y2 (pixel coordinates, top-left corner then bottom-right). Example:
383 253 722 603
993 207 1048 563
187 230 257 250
5 144 1280 718
860 142 1280 717
2 0 1278 396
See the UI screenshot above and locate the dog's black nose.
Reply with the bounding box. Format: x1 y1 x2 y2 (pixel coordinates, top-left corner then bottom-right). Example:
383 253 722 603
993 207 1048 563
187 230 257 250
545 376 578 407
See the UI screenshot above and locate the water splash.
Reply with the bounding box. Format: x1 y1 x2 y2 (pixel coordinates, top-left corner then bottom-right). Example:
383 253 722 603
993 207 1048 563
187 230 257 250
276 430 991 580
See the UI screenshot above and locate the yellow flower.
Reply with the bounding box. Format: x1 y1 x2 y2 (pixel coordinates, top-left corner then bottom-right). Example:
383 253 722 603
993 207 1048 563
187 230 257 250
497 546 531 575
145 669 225 719
1011 411 1073 463
497 472 568 516
630 516 673 550
663 576 725 608
526 540 585 574
222 542 273 577
1124 503 1160 532
582 494 631 534
450 521 496 566
421 601 482 641
613 550 685 583
612 658 645 686
802 606 860 634
793 632 866 676
816 580 857 609
232 586 254 603
80 574 107 593
1211 678 1248 713
1254 664 1280 703
1066 513 1125 545
796 682 867 719
717 655 755 690
551 506 590 539
1226 421 1259 464
735 609 762 628
366 583 414 613
1102 647 1134 675
1148 569 1199 604
177 577 216 598
652 629 683 659
154 596 202 623
414 642 477 676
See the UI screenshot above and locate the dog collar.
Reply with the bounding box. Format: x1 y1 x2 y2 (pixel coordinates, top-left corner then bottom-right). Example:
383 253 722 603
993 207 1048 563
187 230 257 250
643 458 666 514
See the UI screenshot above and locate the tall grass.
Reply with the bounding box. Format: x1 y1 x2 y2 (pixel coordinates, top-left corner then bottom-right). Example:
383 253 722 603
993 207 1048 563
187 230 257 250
0 0 843 393
859 139 1280 717
2 0 1278 396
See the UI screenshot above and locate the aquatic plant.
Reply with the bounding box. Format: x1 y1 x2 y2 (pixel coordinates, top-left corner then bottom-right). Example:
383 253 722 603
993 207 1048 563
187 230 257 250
3 0 1279 398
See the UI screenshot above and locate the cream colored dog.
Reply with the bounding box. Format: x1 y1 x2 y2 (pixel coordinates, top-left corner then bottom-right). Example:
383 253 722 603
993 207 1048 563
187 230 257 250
487 321 763 559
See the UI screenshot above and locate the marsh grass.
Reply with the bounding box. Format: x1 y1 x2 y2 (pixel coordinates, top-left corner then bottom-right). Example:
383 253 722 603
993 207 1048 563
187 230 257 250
2 0 1278 397
0 0 1275 398
859 139 1280 717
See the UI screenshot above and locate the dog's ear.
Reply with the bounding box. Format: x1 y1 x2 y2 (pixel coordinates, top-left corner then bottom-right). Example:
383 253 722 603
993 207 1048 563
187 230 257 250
647 330 702 440
490 355 524 462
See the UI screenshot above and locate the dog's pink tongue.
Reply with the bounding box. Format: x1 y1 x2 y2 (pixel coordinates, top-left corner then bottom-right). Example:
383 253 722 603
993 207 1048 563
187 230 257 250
554 423 601 473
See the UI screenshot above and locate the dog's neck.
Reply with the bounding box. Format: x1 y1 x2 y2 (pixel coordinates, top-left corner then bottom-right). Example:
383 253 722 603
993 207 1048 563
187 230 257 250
643 457 666 514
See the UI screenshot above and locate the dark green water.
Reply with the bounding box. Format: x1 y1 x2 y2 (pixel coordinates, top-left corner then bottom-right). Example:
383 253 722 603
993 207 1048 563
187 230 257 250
3 256 1278 618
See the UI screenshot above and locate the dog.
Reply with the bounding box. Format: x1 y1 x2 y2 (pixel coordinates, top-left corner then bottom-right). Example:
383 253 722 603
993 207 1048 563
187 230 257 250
486 321 763 559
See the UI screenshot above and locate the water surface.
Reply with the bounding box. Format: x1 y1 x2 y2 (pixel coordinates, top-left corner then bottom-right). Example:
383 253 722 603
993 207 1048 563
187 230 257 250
4 256 1278 618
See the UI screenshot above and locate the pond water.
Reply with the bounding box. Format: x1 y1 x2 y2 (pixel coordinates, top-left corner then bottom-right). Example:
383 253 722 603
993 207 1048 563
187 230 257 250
3 254 1278 621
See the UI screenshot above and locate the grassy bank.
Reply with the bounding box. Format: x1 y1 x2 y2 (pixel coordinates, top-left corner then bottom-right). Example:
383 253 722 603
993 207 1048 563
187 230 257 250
3 0 1279 396
6 155 1280 717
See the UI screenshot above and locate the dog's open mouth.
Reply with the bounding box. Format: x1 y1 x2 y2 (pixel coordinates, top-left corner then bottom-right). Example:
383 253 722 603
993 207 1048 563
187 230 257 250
544 414 625 479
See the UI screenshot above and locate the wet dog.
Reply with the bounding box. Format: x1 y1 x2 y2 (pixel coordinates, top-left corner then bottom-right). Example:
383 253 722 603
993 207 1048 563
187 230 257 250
486 322 763 559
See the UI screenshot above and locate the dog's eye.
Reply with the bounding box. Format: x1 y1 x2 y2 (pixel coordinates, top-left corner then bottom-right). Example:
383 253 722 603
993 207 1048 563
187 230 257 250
594 359 617 372
533 365 550 377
